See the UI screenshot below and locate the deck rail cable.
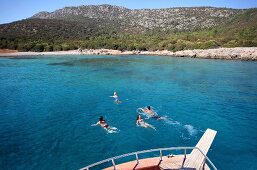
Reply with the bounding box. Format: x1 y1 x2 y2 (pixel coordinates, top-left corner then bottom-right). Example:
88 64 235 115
79 146 217 170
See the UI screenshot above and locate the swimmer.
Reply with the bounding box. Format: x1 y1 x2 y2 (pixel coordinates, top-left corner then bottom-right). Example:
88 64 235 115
136 114 156 130
144 106 155 116
110 91 121 104
94 116 109 129
138 106 164 120
92 116 119 133
144 106 160 118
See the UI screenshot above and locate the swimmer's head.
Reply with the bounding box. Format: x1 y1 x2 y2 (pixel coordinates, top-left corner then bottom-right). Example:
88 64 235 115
136 114 141 120
147 106 151 110
114 92 117 95
99 116 104 121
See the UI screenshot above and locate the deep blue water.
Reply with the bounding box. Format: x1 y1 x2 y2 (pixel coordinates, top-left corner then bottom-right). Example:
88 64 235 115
0 55 257 170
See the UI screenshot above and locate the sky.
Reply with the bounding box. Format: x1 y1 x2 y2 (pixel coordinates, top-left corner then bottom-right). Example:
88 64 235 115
1 0 257 24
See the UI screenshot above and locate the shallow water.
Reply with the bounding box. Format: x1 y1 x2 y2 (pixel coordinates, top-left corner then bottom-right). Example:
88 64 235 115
0 55 257 169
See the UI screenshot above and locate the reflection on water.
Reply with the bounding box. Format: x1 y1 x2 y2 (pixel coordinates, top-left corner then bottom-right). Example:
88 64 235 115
48 57 144 66
8 56 40 59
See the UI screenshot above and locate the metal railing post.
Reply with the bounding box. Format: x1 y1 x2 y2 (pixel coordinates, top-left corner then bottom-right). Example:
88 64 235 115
184 148 187 159
111 159 116 170
135 152 139 164
160 150 163 161
202 158 206 170
196 147 218 170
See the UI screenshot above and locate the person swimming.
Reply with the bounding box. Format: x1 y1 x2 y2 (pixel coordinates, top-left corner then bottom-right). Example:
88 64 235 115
96 116 108 128
136 114 156 130
110 91 121 104
136 114 145 126
143 106 155 116
138 106 163 120
92 116 119 133
144 106 159 118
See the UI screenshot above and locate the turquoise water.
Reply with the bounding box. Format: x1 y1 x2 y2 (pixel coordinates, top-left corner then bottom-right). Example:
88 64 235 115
0 55 257 170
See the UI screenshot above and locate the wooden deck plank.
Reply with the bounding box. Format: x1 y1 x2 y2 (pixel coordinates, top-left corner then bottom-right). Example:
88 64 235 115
159 155 186 170
182 128 217 170
104 157 161 170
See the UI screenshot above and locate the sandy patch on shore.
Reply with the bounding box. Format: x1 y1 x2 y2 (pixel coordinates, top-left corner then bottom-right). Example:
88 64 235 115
0 49 18 53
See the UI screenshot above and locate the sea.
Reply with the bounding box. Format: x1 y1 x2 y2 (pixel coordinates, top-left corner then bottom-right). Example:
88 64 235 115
0 55 257 169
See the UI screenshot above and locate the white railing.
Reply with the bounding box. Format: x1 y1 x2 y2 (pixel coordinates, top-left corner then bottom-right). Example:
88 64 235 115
79 146 217 170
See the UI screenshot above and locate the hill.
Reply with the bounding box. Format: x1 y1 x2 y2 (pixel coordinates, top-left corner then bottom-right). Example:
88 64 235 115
0 5 256 52
0 18 97 40
31 4 243 32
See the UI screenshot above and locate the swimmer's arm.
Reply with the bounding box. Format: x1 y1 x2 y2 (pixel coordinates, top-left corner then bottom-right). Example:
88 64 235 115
136 120 139 126
91 122 100 126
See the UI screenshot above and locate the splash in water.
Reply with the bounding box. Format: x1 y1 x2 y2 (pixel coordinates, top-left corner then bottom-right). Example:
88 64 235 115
163 117 181 125
137 107 199 138
91 124 119 134
184 124 197 136
105 126 119 134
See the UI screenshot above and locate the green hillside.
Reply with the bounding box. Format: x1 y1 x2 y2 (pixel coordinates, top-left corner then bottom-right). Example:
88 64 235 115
0 6 256 52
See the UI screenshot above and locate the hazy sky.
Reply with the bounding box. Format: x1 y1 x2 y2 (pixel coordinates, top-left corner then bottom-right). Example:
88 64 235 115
1 0 257 24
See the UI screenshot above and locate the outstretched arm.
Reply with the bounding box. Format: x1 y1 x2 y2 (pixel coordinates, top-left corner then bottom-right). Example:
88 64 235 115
91 121 100 126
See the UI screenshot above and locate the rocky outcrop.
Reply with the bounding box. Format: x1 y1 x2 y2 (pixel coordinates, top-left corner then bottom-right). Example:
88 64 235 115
173 48 257 60
1 48 257 61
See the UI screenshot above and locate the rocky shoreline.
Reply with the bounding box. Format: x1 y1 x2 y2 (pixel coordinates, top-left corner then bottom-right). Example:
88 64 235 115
0 47 257 61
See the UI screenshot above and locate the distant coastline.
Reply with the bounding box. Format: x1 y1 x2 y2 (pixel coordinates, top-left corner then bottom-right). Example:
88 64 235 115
0 47 257 61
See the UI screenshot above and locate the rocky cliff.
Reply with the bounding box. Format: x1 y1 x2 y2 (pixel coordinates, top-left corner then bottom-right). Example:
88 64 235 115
31 4 244 32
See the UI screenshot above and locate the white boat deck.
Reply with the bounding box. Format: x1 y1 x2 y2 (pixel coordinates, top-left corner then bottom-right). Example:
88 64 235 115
81 128 217 170
181 128 217 170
